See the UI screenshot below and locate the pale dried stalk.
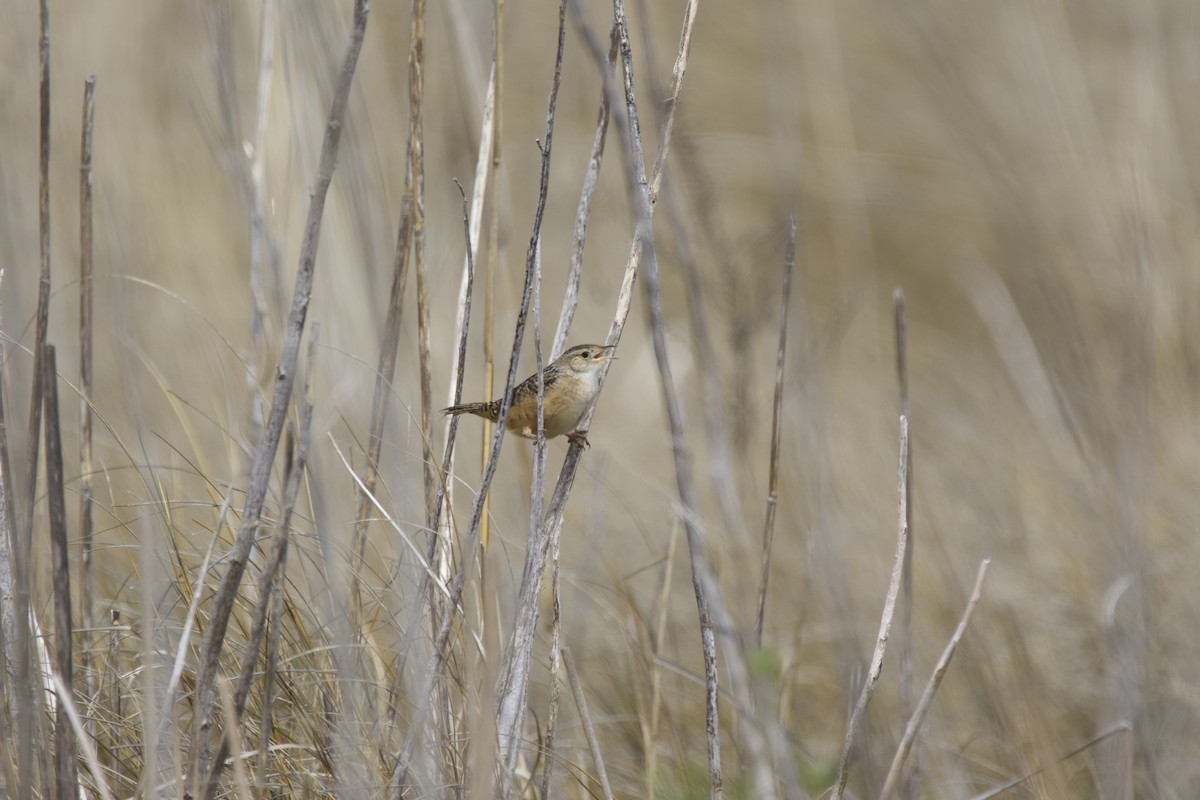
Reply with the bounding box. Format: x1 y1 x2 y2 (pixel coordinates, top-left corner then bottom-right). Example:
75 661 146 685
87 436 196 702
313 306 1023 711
831 415 911 800
49 668 113 800
205 351 313 797
563 647 615 800
410 0 434 529
189 2 369 791
537 555 565 799
540 26 615 795
17 5 52 796
495 0 700 782
479 0 504 553
893 288 917 800
42 346 78 799
968 722 1132 800
879 559 991 800
607 0 774 794
493 1 569 777
436 62 496 549
247 0 279 442
390 3 566 791
755 218 796 648
551 22 616 360
78 74 97 711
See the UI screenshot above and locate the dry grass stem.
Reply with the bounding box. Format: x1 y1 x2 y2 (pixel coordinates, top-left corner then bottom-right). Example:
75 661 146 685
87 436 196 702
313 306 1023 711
394 3 568 789
436 65 495 551
409 0 435 530
204 356 313 796
351 0 421 615
893 288 916 800
537 556 565 799
189 1 369 790
563 646 615 800
967 721 1132 800
494 0 568 775
755 217 797 648
244 0 279 451
511 2 702 789
879 559 991 800
551 20 616 360
832 415 912 800
605 0 773 795
49 668 113 800
78 75 97 705
42 346 78 798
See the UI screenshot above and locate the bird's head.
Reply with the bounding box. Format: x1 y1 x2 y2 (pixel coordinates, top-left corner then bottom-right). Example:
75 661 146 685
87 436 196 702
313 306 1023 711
562 343 616 374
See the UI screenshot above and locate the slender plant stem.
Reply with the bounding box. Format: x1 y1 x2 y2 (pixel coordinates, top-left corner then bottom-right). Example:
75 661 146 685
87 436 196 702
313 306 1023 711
410 0 434 531
879 559 991 800
204 355 314 798
189 2 369 791
391 4 567 791
43 346 79 800
894 288 917 800
492 0 569 775
755 218 797 648
495 2 702 789
551 21 617 359
78 73 98 718
831 415 912 800
17 5 52 797
564 647 615 800
968 722 1132 800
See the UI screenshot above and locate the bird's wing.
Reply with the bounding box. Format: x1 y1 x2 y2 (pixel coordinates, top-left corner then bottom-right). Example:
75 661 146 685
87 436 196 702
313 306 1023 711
510 365 563 407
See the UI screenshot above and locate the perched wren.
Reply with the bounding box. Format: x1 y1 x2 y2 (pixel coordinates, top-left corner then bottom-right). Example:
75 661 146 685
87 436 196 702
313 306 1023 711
442 343 616 446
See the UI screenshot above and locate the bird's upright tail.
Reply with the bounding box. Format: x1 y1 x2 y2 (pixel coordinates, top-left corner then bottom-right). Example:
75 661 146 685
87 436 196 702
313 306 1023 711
442 400 502 423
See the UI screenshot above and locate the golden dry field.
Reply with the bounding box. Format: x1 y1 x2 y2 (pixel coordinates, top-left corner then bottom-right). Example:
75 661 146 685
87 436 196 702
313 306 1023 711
2 1 1198 797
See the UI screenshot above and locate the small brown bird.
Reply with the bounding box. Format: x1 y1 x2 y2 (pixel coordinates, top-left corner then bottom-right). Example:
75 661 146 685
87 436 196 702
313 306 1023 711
443 344 616 446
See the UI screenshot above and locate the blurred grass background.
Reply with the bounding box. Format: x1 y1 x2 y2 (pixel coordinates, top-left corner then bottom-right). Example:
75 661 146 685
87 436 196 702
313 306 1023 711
3 0 1199 797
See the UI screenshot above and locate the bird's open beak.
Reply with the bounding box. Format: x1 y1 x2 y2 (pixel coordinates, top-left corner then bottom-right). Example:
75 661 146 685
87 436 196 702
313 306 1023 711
598 345 617 361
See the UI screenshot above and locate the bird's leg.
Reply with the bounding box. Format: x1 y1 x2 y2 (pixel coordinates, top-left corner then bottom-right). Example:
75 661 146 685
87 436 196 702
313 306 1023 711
566 430 591 449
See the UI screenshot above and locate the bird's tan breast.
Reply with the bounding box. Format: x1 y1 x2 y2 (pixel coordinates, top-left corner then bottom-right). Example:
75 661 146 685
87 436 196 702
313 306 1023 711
506 375 594 439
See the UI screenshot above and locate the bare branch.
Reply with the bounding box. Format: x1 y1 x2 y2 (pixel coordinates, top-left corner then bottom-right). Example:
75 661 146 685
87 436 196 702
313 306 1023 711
879 559 990 800
189 2 369 790
755 217 797 648
831 415 912 800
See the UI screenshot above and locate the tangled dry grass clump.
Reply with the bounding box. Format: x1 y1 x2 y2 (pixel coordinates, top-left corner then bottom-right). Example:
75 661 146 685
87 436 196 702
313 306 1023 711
1 1 1198 798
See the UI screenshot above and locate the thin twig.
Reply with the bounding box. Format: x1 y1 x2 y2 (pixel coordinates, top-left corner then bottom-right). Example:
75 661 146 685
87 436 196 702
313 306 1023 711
607 0 772 795
428 179 480 543
48 668 114 800
189 2 369 791
831 415 911 800
538 556 565 799
540 24 616 793
351 0 419 616
968 721 1132 800
391 2 566 791
491 0 569 776
410 0 434 530
551 21 617 359
78 75 97 708
246 0 280 445
43 346 79 799
755 217 796 648
879 559 990 800
205 352 314 798
496 0 702 787
563 647 615 800
434 64 496 556
17 6 52 796
893 288 916 800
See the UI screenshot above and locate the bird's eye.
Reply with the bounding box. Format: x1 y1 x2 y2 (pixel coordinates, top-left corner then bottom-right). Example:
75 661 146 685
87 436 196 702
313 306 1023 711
581 350 591 358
